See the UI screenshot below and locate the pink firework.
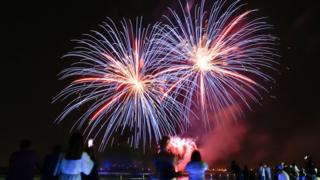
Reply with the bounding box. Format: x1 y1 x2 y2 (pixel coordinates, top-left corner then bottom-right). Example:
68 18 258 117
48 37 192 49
167 136 198 171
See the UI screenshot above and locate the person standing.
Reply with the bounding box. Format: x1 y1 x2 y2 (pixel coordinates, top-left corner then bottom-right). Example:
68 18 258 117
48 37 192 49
242 165 250 180
275 164 290 180
153 136 178 180
6 139 39 180
230 160 242 180
265 164 272 180
41 145 62 180
185 150 208 180
258 164 266 180
304 156 317 180
54 132 94 180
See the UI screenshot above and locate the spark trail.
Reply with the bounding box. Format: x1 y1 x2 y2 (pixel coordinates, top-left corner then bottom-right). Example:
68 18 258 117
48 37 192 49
54 18 188 150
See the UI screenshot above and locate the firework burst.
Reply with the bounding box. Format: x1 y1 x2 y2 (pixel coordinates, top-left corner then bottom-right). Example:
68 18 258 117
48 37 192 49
55 0 278 149
159 0 277 126
168 136 198 171
54 18 188 150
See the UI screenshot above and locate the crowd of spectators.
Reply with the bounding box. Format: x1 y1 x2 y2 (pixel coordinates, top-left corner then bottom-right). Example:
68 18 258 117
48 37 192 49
3 136 319 180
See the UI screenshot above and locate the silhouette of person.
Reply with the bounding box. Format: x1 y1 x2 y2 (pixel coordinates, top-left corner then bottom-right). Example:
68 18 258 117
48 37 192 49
185 150 208 180
242 165 250 180
298 168 307 180
6 139 39 180
41 145 63 180
230 160 242 180
54 132 94 180
293 163 300 178
287 163 300 180
258 163 266 180
249 168 256 180
153 136 177 180
304 155 317 180
275 164 289 180
265 164 272 180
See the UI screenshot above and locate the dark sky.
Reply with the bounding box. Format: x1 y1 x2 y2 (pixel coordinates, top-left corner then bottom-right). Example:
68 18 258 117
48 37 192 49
1 0 319 167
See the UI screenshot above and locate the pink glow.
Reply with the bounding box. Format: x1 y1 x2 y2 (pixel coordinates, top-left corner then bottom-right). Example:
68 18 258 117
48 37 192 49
167 136 198 171
196 104 248 166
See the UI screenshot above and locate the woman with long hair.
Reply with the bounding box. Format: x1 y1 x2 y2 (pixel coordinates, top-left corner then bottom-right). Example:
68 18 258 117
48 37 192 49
185 150 208 180
54 132 94 180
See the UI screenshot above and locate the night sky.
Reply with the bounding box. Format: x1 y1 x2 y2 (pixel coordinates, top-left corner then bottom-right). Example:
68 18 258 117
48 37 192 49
1 0 319 167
